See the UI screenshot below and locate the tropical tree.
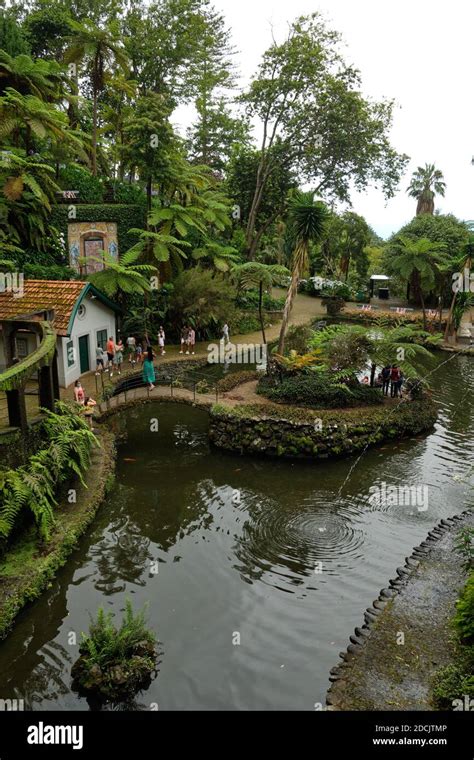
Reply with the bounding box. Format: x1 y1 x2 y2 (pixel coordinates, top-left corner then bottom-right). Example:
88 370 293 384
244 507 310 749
444 232 474 340
407 163 446 216
0 88 84 155
240 13 408 258
278 191 329 354
64 19 129 175
310 323 439 385
232 262 289 343
389 236 446 328
0 51 63 100
86 251 154 300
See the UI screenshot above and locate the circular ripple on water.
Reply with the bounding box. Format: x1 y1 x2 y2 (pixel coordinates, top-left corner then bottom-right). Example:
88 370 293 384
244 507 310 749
234 496 365 586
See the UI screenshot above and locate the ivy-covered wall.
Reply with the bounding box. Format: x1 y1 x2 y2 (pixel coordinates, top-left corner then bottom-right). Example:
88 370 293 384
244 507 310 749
208 399 438 460
50 204 146 257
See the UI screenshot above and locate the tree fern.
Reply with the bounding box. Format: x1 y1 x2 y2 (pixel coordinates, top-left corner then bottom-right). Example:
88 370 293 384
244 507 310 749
0 403 99 545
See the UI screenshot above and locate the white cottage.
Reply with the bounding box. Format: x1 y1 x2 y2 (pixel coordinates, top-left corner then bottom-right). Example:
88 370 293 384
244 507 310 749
0 280 120 387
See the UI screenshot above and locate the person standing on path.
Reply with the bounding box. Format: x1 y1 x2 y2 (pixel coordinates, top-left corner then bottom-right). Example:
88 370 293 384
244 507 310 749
188 326 195 355
106 336 115 375
158 327 166 355
381 365 391 396
142 346 156 390
114 339 124 375
180 325 189 354
390 364 401 397
222 322 230 345
95 344 104 375
126 335 136 364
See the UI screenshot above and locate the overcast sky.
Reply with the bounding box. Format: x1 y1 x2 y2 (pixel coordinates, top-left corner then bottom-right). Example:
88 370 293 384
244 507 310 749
175 0 474 239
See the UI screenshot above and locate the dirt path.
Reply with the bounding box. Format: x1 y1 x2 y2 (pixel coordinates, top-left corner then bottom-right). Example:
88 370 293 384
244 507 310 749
61 290 326 403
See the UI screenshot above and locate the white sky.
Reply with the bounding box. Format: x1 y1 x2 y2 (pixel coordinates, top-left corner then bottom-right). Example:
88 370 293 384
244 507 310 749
175 0 474 239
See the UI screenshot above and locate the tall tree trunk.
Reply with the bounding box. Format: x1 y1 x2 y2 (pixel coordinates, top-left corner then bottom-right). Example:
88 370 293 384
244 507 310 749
258 280 266 344
419 288 427 331
92 85 98 176
146 176 152 212
278 265 299 354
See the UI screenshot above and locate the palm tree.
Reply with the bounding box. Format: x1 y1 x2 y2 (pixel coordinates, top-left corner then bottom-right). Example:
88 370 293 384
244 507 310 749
277 192 329 354
407 163 446 216
232 262 289 343
390 236 446 328
64 20 128 176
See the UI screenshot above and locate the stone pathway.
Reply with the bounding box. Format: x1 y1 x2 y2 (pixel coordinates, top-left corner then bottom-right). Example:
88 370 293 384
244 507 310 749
326 510 474 710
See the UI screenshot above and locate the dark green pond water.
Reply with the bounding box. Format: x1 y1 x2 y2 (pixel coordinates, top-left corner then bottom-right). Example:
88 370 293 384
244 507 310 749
0 353 473 710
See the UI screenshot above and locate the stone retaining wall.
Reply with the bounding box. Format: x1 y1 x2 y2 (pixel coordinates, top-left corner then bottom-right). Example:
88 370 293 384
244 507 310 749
208 398 438 460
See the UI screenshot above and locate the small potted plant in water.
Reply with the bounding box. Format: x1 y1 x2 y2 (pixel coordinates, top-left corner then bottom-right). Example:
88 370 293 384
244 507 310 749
71 601 159 703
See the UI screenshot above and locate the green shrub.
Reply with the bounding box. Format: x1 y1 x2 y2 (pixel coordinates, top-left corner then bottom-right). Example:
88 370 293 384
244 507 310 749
166 268 237 341
217 370 259 392
106 180 147 206
58 166 104 204
71 600 158 701
431 649 474 708
236 289 285 311
282 324 314 355
257 372 383 409
24 263 78 280
454 573 474 644
235 314 261 334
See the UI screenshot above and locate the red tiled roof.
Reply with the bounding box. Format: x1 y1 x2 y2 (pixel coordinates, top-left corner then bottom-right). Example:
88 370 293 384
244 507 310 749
0 280 86 336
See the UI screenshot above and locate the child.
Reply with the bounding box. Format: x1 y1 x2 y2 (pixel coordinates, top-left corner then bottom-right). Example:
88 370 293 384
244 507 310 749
158 327 166 355
188 326 195 355
115 339 124 375
127 335 136 363
136 343 143 363
74 380 85 404
83 396 97 430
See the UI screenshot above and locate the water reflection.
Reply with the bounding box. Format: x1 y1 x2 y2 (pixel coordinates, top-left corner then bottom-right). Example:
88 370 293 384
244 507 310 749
0 354 472 710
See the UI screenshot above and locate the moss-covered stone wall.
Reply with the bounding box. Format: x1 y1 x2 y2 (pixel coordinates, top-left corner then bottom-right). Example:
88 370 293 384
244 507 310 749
208 398 438 460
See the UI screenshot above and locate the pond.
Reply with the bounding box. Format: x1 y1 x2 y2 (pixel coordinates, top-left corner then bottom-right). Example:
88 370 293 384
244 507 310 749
0 353 473 710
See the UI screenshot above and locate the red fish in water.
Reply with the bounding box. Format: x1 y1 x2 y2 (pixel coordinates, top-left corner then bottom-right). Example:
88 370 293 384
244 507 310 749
123 457 137 462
